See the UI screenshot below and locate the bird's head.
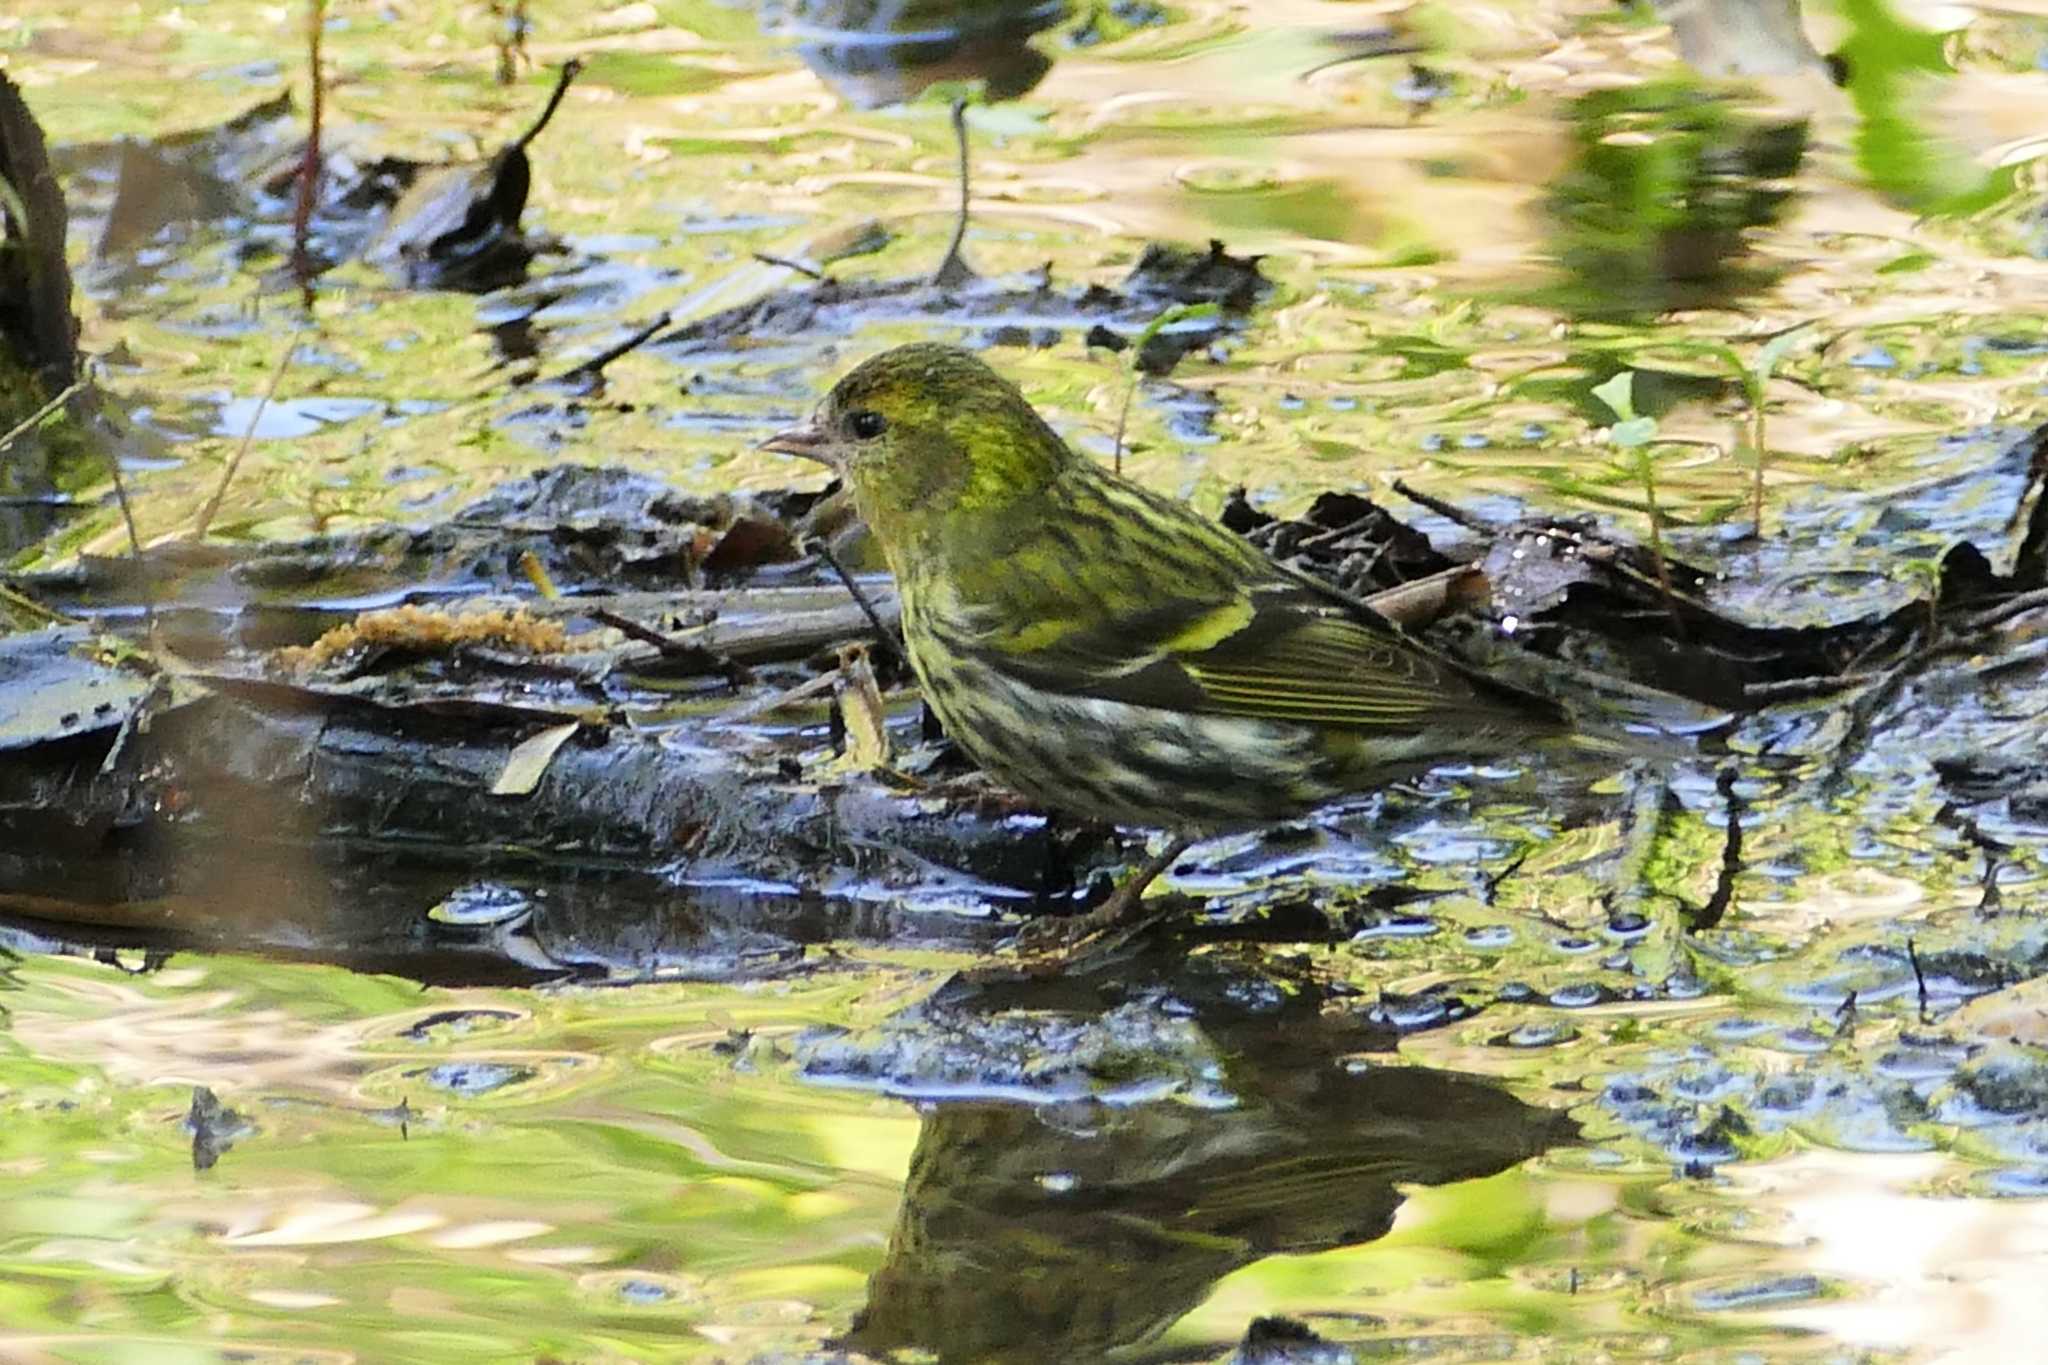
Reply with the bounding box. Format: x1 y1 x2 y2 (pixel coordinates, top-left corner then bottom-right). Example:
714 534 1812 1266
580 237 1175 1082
761 343 1073 554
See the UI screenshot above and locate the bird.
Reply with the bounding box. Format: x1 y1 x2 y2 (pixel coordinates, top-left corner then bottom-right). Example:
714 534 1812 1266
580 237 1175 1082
762 342 1577 950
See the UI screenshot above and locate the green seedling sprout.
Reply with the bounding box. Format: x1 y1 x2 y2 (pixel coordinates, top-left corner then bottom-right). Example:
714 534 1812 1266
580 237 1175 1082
1112 302 1221 475
1742 325 1808 533
1591 370 1677 610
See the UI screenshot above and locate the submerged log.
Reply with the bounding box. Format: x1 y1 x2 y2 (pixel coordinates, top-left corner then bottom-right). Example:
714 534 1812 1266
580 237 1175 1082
0 623 1072 982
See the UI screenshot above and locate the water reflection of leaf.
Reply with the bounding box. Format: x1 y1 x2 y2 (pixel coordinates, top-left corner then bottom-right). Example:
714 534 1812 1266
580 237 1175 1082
1545 80 1808 317
1836 0 2014 214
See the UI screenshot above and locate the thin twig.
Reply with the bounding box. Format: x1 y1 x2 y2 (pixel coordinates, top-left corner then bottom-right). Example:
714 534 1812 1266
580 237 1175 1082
1297 37 1429 81
813 538 905 672
710 666 842 729
103 423 154 638
1741 671 1886 704
550 311 671 388
511 57 583 153
930 98 973 289
1295 507 1393 555
106 451 143 561
589 607 730 673
1390 477 1500 533
0 579 78 626
97 355 144 567
1817 624 2004 794
1955 586 2048 635
0 378 84 456
192 340 297 540
752 253 827 282
291 0 326 308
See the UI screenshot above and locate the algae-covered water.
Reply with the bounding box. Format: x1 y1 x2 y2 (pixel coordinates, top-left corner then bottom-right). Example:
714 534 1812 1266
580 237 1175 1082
6 0 2048 1360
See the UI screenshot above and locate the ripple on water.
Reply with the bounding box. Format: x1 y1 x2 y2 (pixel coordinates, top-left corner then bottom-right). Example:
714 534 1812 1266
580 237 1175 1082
1688 1273 1825 1312
416 1061 537 1097
208 395 385 439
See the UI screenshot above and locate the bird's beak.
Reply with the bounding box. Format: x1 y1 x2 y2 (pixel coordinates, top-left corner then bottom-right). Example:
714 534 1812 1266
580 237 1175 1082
759 420 839 469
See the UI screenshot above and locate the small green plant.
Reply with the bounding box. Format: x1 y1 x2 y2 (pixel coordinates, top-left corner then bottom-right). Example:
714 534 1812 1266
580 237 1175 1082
1582 323 1811 536
1111 302 1220 474
1735 325 1808 533
1590 370 1677 608
1889 554 1946 634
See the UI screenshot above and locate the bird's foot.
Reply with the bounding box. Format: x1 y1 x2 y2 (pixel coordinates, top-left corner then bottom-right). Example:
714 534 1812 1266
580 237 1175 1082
1003 892 1187 979
996 835 1197 975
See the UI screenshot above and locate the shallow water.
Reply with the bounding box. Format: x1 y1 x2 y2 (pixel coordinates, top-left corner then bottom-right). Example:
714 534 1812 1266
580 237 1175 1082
6 0 2048 1361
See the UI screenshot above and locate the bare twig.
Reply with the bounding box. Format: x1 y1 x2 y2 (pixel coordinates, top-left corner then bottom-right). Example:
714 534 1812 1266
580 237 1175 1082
1956 586 2048 635
0 579 78 626
1741 671 1886 704
105 464 143 561
589 607 733 676
1294 507 1394 555
191 340 298 540
549 311 671 389
0 378 84 456
813 537 906 672
291 0 326 307
105 432 146 588
930 98 973 289
1390 478 1501 533
512 57 582 153
751 253 828 283
710 666 842 729
530 587 888 666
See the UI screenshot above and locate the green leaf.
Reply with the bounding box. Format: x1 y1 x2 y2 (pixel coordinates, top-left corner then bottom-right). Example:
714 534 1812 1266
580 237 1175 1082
1877 250 1937 276
1135 301 1222 350
1610 416 1657 448
1590 371 1637 422
1753 325 1809 380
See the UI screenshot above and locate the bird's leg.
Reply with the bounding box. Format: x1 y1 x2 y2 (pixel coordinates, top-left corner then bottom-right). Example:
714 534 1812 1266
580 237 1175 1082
930 98 975 289
1079 833 1193 931
1014 833 1194 957
1033 809 1069 912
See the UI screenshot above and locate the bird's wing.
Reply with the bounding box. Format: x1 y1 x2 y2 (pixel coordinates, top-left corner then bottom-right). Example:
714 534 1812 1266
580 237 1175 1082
960 571 1561 734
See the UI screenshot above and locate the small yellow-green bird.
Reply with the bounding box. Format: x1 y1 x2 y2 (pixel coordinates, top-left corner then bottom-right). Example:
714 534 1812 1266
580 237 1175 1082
764 342 1571 943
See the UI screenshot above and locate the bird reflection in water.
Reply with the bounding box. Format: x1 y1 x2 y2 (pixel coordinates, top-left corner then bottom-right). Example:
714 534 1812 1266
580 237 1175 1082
757 0 1069 110
756 0 1075 284
832 961 1580 1362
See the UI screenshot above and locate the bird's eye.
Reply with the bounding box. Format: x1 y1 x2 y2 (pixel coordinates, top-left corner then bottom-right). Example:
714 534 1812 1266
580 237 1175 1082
847 410 888 440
